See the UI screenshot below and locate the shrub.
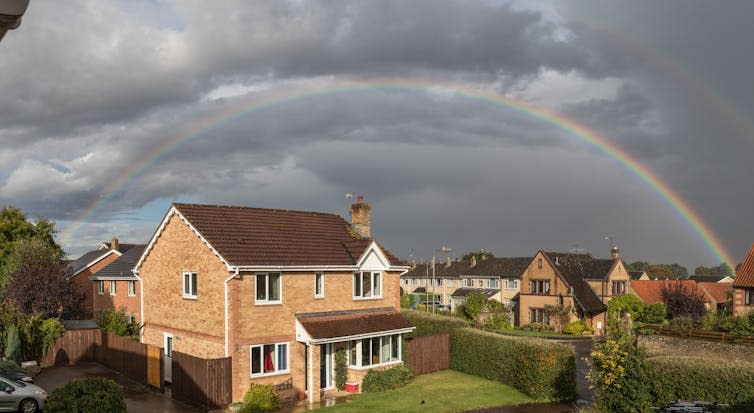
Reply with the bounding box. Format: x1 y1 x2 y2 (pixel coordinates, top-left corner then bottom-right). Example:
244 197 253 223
639 302 667 324
5 324 21 363
400 295 411 309
19 314 65 360
485 314 512 330
240 384 281 413
334 348 348 391
44 377 126 413
361 365 414 392
608 294 644 320
451 328 575 401
589 330 652 413
660 282 706 320
563 320 589 336
401 309 472 337
97 308 139 338
647 356 754 407
543 304 572 333
461 292 488 321
522 322 555 332
715 314 754 336
666 316 696 331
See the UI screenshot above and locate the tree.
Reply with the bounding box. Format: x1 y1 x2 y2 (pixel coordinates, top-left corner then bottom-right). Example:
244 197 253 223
660 281 706 321
694 262 734 277
607 294 644 320
647 264 674 279
625 261 649 272
669 263 688 278
543 304 572 333
3 238 84 318
461 250 495 261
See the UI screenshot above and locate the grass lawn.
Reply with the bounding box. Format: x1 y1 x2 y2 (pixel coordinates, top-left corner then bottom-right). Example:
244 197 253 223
311 370 536 413
491 328 588 340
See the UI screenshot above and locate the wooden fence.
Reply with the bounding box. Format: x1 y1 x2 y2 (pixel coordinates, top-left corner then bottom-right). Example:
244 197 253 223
171 351 232 409
641 324 754 346
407 333 450 375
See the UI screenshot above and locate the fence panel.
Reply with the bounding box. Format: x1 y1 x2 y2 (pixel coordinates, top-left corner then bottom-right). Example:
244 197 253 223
172 351 232 409
642 325 754 346
147 345 163 389
40 329 101 367
407 333 450 375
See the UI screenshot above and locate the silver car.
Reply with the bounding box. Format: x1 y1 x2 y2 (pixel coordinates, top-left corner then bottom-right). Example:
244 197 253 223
0 375 46 413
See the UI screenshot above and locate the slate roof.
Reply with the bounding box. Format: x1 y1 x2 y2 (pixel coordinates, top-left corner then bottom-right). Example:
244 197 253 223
734 243 754 288
688 275 731 283
296 308 413 340
172 203 403 267
401 257 532 279
697 282 733 304
450 288 498 299
93 245 147 279
68 243 140 275
630 280 711 305
541 252 609 314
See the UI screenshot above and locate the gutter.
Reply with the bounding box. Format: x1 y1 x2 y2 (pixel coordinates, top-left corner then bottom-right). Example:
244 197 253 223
224 268 240 357
133 270 144 343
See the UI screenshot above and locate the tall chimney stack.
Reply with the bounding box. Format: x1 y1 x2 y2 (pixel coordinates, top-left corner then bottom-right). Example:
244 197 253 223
111 237 119 251
610 245 620 259
350 195 371 238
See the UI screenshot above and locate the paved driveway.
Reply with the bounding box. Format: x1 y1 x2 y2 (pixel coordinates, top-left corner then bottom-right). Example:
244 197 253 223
35 363 201 413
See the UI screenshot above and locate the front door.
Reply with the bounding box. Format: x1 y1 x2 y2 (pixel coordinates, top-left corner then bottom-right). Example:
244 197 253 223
319 343 332 389
164 332 173 383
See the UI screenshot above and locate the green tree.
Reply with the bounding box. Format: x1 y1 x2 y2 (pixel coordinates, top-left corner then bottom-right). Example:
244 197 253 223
669 263 688 278
461 250 495 261
607 294 644 320
694 262 734 277
648 264 674 279
625 261 650 272
461 292 487 321
5 324 21 363
543 304 572 333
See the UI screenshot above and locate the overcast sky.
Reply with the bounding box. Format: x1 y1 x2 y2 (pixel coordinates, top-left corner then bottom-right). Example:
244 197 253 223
2 0 753 269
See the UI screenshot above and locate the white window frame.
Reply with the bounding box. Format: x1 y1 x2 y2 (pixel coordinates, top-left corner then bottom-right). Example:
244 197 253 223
347 334 402 369
97 280 104 295
127 314 136 324
249 342 290 378
109 280 117 296
464 278 473 287
128 280 136 297
504 278 519 290
314 273 324 298
255 273 282 305
183 272 197 299
353 271 382 300
488 278 499 289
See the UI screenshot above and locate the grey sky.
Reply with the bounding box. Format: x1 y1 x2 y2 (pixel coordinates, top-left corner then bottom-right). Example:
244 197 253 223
1 0 753 269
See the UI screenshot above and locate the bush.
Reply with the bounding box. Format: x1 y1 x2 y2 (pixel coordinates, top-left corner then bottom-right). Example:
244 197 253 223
639 302 667 324
239 384 281 413
19 314 65 360
335 348 348 391
44 377 126 413
485 314 512 330
97 308 139 338
401 309 472 337
715 313 754 336
361 365 414 392
522 322 555 332
563 320 589 336
647 356 754 407
400 295 411 309
5 324 21 363
608 294 644 320
451 328 576 401
666 317 696 331
661 282 706 320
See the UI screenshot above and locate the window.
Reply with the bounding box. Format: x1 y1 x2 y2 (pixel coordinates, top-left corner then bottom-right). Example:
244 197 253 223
97 281 104 295
530 280 550 294
611 281 627 296
435 278 442 286
109 281 117 295
464 278 473 287
250 342 289 377
476 280 484 287
347 335 401 368
538 258 543 269
128 281 136 297
256 273 281 304
504 278 519 289
183 272 197 299
353 272 381 299
488 278 499 288
745 288 754 306
314 273 324 298
530 308 549 324
127 314 136 324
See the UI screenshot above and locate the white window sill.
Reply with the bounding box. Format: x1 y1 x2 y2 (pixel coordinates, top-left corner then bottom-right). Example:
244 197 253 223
110 294 116 296
97 293 104 295
128 294 136 297
250 369 290 379
314 295 324 299
255 301 282 306
348 360 402 371
183 295 198 300
352 296 383 301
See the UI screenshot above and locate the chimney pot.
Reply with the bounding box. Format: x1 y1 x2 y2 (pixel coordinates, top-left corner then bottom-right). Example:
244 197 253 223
611 246 620 259
350 197 371 238
470 256 477 267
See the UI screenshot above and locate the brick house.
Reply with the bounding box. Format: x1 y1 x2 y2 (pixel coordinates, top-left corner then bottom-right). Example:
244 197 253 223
518 248 628 334
67 239 139 319
89 244 145 324
630 279 714 309
133 199 412 403
733 243 754 316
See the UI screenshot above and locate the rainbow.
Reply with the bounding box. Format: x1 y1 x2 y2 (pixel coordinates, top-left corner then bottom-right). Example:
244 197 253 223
59 77 736 268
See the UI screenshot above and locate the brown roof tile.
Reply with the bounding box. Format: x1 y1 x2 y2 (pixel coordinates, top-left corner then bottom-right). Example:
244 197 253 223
173 203 403 267
630 280 711 305
697 282 732 304
297 308 413 340
734 243 754 288
401 257 532 279
542 252 608 314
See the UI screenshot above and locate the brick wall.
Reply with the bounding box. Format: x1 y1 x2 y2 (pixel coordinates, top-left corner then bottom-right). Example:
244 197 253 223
92 279 141 323
71 252 119 319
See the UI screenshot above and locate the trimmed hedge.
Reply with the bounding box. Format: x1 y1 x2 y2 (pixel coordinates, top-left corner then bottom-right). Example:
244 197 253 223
361 365 414 392
401 309 472 337
648 356 754 408
451 328 576 401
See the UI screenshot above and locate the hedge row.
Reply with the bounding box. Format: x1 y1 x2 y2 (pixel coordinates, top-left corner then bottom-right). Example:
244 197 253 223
648 356 754 409
401 310 576 401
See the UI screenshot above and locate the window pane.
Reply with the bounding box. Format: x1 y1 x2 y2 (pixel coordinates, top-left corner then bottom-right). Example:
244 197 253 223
373 273 381 296
381 336 390 363
361 339 370 366
353 273 361 297
256 275 267 300
277 344 287 371
391 335 399 361
348 341 357 366
191 273 197 296
371 338 380 365
315 273 322 295
363 272 372 297
184 274 190 295
263 344 276 373
269 274 280 301
251 346 261 374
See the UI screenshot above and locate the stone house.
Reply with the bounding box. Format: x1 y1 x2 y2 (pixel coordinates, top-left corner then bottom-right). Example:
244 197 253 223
518 248 628 335
133 198 412 403
733 243 754 316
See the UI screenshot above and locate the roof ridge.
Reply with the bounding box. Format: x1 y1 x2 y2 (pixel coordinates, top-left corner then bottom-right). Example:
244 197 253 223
173 202 344 218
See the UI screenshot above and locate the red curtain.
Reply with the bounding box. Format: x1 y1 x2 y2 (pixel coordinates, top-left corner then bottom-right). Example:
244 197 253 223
264 348 274 372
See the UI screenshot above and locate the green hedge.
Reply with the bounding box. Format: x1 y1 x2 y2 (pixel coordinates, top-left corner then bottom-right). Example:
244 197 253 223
450 328 576 401
361 365 414 393
401 309 472 337
44 377 126 413
648 356 754 408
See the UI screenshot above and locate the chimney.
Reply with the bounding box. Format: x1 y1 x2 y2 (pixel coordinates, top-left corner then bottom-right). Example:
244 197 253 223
445 256 452 268
611 245 620 259
470 256 477 267
110 237 119 251
555 256 560 266
350 195 371 238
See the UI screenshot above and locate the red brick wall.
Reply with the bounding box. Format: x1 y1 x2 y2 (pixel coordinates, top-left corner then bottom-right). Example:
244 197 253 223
71 252 119 319
92 279 141 323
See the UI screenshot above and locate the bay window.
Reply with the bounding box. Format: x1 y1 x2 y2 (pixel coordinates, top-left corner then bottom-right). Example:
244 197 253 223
250 342 289 377
353 271 381 299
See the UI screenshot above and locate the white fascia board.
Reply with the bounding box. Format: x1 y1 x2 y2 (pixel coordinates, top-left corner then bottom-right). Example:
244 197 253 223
88 275 138 281
295 319 313 343
305 327 416 345
70 249 123 278
132 205 230 274
232 265 359 272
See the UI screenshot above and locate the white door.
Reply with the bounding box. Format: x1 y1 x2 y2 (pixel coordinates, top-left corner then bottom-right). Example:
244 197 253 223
164 333 173 383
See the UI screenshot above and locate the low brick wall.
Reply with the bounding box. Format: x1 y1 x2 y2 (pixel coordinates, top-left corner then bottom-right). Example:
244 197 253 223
639 334 753 362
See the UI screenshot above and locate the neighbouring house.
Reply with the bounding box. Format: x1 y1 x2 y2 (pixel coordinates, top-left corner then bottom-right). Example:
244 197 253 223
688 274 734 283
629 271 650 281
518 247 629 335
629 279 714 309
134 198 412 404
697 282 733 312
400 256 531 316
67 239 139 319
89 244 146 324
733 243 754 316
